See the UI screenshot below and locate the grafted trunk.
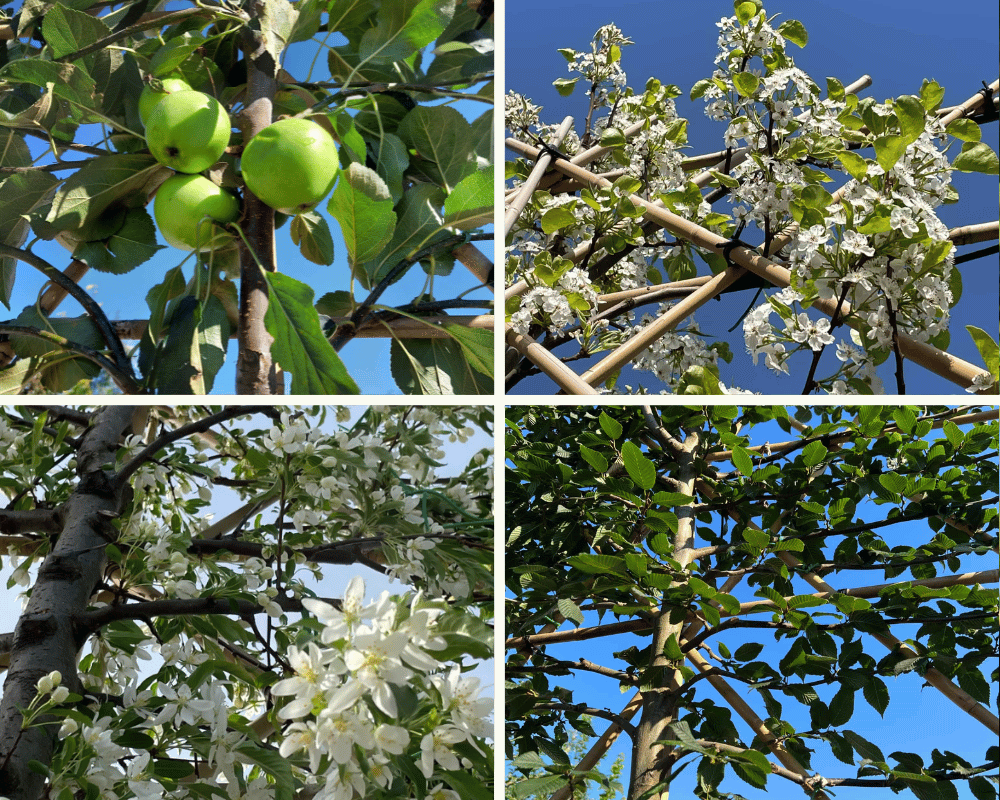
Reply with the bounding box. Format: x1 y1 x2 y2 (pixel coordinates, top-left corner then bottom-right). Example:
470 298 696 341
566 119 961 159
628 428 701 800
0 406 135 800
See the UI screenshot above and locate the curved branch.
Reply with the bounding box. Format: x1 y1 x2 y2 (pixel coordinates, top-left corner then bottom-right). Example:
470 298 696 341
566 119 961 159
0 245 133 379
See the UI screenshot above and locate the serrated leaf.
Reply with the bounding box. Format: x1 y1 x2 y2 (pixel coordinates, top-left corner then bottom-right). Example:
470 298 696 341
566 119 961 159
263 271 359 394
390 336 490 395
359 0 454 65
398 105 475 191
327 162 396 266
599 411 623 439
801 439 827 468
43 4 111 60
863 677 889 716
731 446 753 476
579 444 609 473
290 211 335 265
557 597 584 626
443 166 491 229
842 730 885 763
621 440 656 490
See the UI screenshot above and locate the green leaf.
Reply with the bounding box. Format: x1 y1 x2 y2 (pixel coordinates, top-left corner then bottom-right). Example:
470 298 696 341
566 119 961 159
390 336 490 394
969 776 997 800
552 77 579 97
863 677 889 716
842 730 885 764
894 95 925 143
441 323 492 380
735 2 757 24
153 296 230 394
663 634 684 661
599 412 623 439
540 206 577 235
953 141 1000 174
734 642 764 661
827 685 854 726
892 406 916 433
957 668 990 704
874 134 908 172
0 169 60 307
777 19 808 47
578 444 609 474
919 79 945 111
73 208 163 274
879 472 907 494
443 166 492 230
690 79 714 101
733 72 760 97
801 439 827 468
941 419 964 448
397 105 475 191
43 4 111 60
743 528 769 551
263 271 359 394
557 597 584 626
621 441 656 490
966 326 999 376
731 446 753 476
327 162 396 267
7 308 101 392
359 0 455 65
290 211 335 265
566 554 627 575
836 150 868 180
358 183 446 287
652 492 695 506
236 742 294 800
946 118 982 143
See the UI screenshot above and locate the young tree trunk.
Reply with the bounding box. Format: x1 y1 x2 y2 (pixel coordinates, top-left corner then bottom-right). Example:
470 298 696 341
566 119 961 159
628 427 701 800
0 406 135 800
235 1 281 394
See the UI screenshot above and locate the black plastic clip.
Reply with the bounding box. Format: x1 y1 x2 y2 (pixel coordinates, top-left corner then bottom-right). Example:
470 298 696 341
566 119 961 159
714 220 750 266
532 137 571 164
975 81 998 122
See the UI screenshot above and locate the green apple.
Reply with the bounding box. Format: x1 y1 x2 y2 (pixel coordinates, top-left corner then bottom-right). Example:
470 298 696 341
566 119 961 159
240 117 338 214
153 173 239 251
139 76 193 127
145 90 231 174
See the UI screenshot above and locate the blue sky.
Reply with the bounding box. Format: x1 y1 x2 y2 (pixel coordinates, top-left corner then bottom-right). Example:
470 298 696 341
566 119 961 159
505 409 998 799
505 0 999 394
3 5 493 395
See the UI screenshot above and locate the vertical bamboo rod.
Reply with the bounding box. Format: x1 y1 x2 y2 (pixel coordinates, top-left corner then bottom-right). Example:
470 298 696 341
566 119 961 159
504 116 575 236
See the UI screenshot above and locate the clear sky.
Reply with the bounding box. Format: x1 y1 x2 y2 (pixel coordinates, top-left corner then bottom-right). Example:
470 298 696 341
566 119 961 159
505 0 999 394
3 7 493 395
505 409 998 800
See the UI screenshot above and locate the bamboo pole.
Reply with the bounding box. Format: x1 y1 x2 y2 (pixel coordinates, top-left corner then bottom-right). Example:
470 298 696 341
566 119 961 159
505 137 993 392
504 327 600 395
949 221 999 246
454 243 494 292
505 116 575 236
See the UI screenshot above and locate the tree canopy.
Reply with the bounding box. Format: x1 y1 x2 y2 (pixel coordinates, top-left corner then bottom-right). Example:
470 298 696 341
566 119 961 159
504 1 998 395
0 0 494 394
0 404 494 800
505 404 998 800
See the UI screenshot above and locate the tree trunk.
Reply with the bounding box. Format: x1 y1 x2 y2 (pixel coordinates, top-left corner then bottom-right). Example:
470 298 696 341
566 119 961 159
0 406 135 800
628 427 701 800
235 1 281 394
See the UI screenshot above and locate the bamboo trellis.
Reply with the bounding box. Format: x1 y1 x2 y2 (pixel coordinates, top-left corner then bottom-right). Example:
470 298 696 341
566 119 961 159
504 76 999 395
505 407 999 799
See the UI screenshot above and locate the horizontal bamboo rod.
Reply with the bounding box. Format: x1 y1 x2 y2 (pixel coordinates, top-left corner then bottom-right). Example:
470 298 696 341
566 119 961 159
949 221 999 246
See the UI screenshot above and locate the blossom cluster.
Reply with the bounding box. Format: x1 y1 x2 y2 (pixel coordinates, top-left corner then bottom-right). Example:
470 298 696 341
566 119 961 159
505 4 996 393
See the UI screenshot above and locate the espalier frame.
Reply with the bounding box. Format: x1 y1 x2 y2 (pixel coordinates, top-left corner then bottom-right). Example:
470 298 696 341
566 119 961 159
503 77 999 395
505 406 999 800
